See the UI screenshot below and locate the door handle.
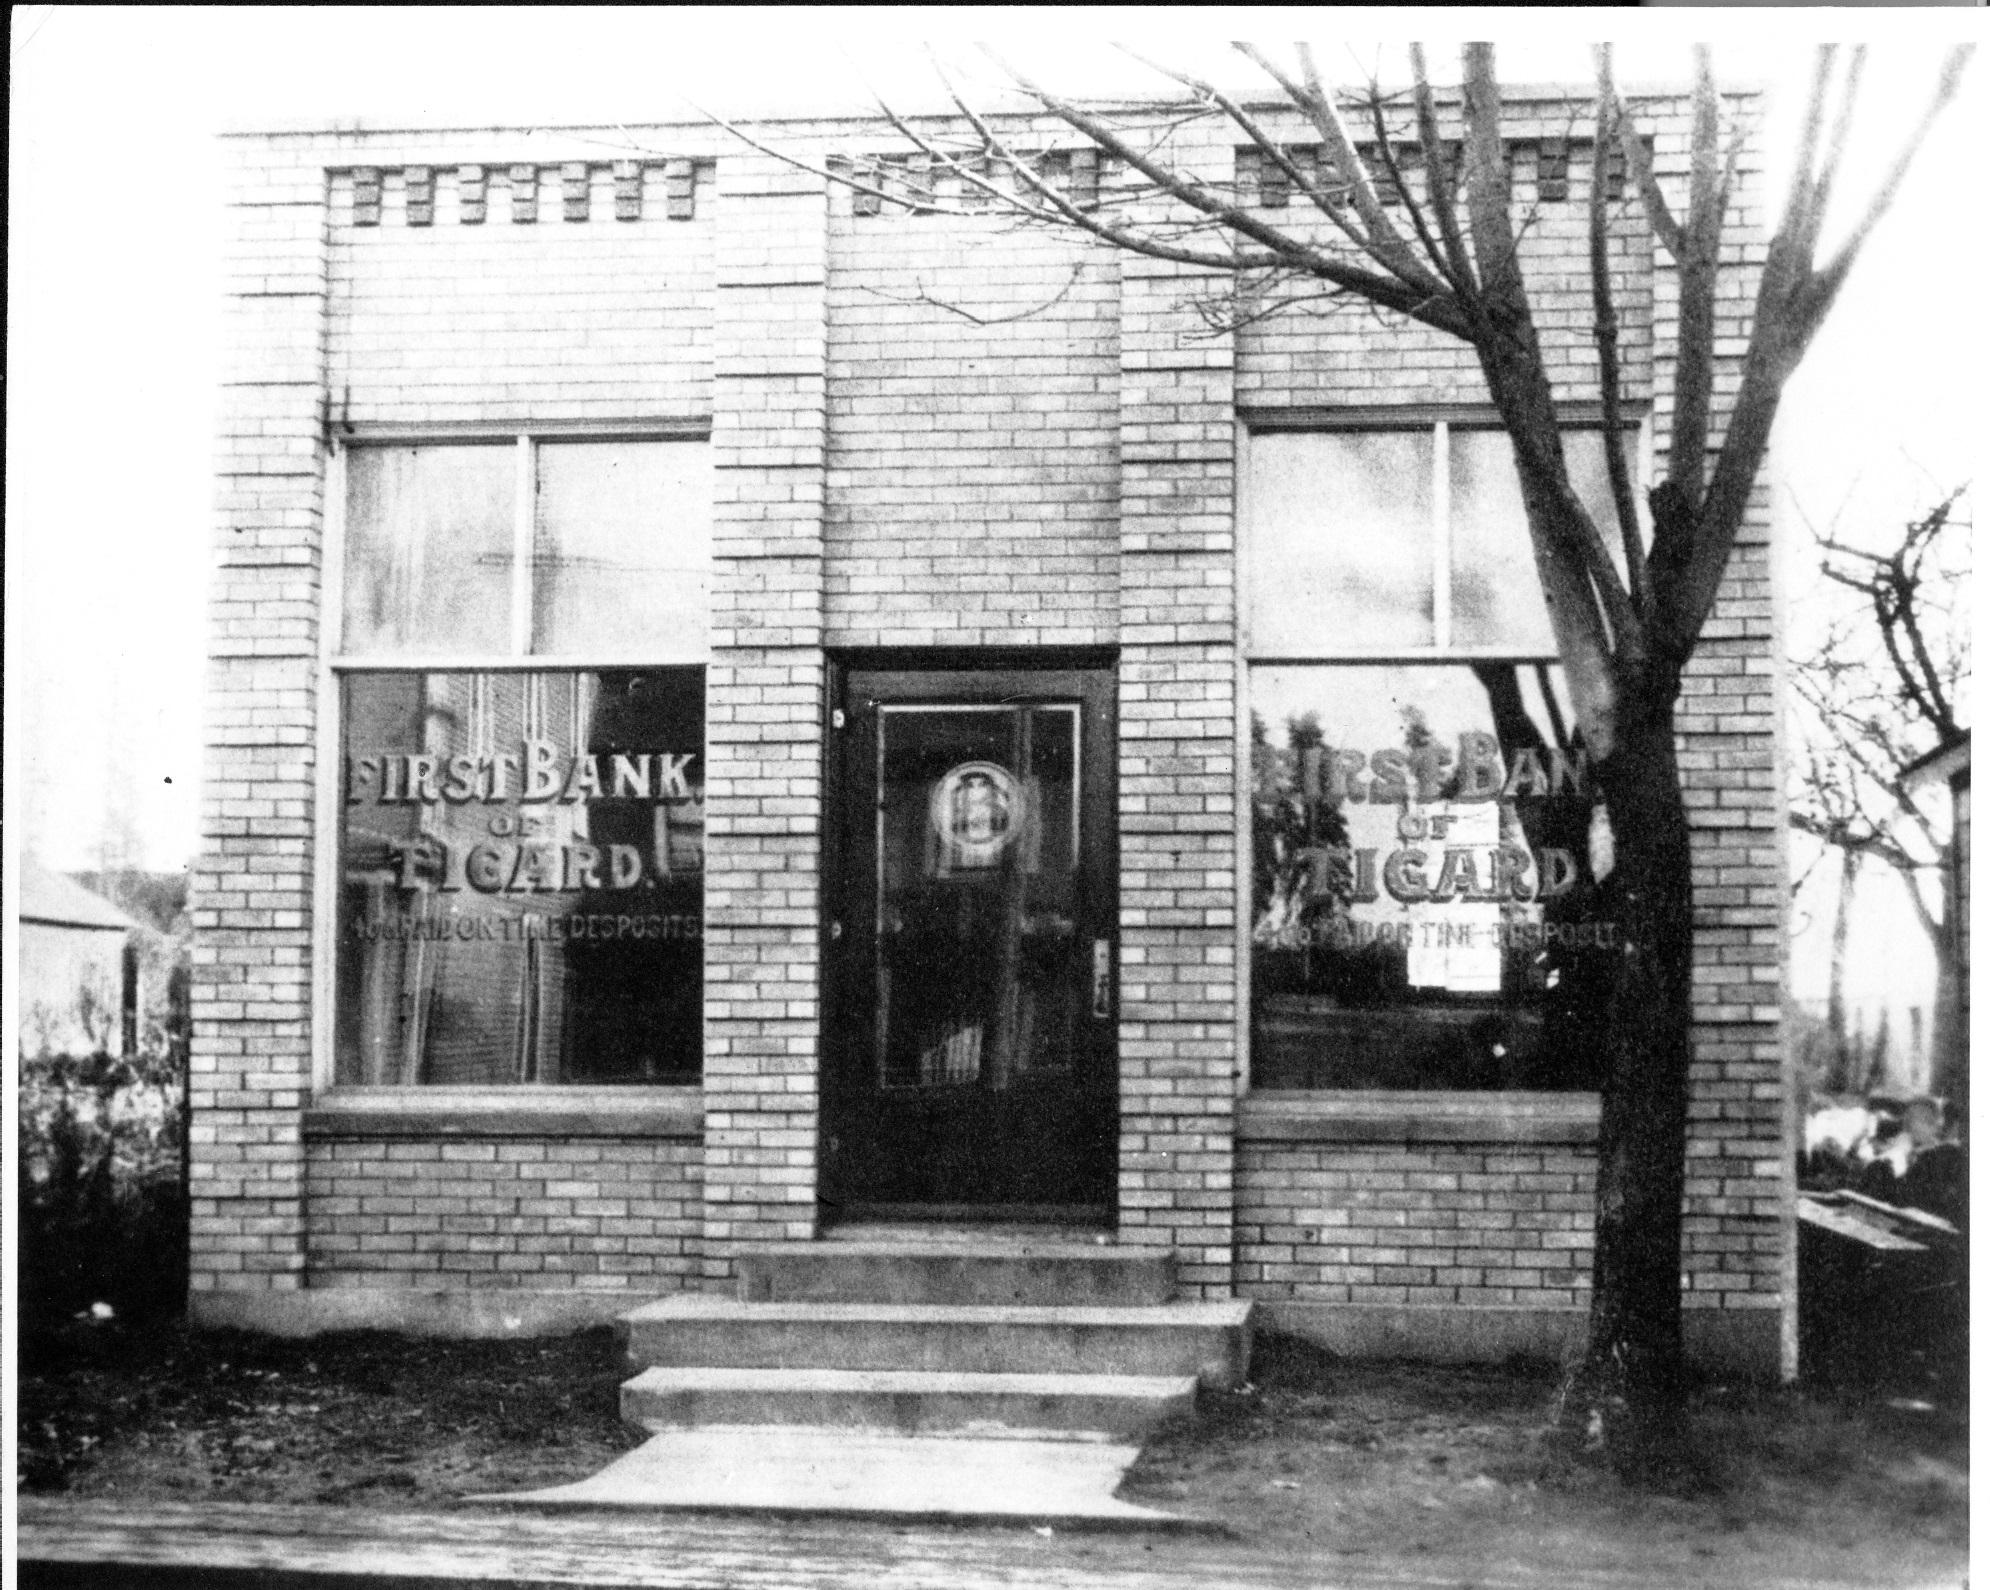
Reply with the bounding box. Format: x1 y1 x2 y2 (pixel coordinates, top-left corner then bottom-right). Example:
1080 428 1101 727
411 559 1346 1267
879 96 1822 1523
1092 939 1112 1019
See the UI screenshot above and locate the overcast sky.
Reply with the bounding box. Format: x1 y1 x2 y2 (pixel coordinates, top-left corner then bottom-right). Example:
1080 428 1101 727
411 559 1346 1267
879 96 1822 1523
7 8 1984 1009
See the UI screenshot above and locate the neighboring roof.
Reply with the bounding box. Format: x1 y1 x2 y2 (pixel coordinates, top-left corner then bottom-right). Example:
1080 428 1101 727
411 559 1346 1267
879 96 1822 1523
1902 734 1970 790
17 857 141 933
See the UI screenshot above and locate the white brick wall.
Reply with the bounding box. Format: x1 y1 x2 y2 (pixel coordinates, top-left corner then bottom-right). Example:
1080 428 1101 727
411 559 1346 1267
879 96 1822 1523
197 93 1785 1362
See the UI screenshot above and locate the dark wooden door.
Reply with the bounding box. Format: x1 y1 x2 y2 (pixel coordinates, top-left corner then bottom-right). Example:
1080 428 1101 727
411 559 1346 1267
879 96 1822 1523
822 667 1117 1223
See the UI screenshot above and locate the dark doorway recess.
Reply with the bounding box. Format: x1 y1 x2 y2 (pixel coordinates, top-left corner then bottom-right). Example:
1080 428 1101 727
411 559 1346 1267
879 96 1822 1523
821 661 1118 1225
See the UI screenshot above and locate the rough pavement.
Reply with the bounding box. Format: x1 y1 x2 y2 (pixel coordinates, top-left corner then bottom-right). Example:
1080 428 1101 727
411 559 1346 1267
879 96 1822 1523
16 1498 1945 1590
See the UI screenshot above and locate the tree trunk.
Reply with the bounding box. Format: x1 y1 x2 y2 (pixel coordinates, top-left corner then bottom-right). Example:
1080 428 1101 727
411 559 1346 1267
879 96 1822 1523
1826 848 1861 1092
1926 846 1965 1126
1562 693 1696 1482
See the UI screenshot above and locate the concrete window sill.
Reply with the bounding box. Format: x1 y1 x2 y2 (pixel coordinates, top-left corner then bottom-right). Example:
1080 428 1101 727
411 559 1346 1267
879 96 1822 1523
1240 1090 1600 1145
303 1087 703 1141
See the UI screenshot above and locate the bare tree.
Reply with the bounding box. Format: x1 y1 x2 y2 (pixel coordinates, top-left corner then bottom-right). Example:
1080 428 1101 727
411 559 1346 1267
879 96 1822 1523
1791 487 1970 1108
705 40 1973 1479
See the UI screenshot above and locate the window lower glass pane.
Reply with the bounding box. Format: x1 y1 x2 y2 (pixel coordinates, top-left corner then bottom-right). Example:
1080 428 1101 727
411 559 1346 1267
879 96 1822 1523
335 668 704 1085
1249 663 1608 1091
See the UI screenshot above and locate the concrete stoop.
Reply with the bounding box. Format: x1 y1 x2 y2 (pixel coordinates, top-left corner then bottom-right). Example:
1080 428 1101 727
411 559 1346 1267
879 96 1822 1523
485 1237 1252 1524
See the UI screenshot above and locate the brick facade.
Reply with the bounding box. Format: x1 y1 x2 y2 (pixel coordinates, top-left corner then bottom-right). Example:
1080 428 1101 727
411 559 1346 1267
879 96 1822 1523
195 90 1789 1373
702 150 831 1282
305 1134 701 1291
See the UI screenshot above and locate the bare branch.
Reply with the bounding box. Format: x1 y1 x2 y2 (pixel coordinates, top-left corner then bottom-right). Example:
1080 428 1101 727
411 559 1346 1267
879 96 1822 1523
1356 76 1470 299
1231 42 1454 303
1590 46 1647 616
1408 44 1479 298
1808 45 1866 236
1788 810 1927 879
887 71 1296 274
1612 98 1682 258
856 262 1091 326
1458 43 1641 745
1112 44 1379 262
986 47 1472 334
1665 47 1725 510
675 97 973 216
1800 44 1975 334
1781 45 1839 262
1668 48 1971 657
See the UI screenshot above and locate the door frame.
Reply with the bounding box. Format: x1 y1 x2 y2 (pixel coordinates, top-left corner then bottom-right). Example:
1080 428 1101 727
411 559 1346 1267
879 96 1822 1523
819 648 1120 1225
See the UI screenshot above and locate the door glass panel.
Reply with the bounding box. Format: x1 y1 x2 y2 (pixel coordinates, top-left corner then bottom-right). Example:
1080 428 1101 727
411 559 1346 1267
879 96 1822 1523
876 704 1081 1092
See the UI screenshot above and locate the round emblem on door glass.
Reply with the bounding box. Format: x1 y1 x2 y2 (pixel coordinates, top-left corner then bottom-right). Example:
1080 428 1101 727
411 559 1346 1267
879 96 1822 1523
930 761 1021 872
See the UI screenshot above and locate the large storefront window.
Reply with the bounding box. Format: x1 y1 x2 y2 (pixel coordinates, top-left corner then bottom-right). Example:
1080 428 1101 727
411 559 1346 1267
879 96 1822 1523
1245 419 1638 1091
331 437 710 1087
335 669 704 1085
1249 664 1609 1090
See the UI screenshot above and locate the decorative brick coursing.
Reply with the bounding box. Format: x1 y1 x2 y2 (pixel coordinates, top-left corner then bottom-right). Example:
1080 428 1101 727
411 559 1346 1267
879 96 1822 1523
1238 1140 1595 1306
305 1137 702 1290
1236 107 1654 411
823 198 1120 647
326 162 714 427
701 153 831 1283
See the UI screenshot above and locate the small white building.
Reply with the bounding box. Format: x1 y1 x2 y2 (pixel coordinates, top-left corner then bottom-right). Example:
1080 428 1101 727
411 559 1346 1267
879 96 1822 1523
19 857 141 1057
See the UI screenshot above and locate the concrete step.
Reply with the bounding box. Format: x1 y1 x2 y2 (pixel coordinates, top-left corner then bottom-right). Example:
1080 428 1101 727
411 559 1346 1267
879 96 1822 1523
737 1242 1175 1307
623 1297 1253 1389
621 1366 1196 1440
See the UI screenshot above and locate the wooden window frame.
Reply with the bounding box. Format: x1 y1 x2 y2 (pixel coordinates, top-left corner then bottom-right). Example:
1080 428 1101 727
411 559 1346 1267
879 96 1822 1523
310 425 713 1110
1232 408 1649 1107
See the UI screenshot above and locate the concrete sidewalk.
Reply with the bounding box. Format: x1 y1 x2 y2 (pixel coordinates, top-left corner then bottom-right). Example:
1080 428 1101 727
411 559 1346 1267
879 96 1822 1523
476 1425 1206 1528
14 1498 1923 1590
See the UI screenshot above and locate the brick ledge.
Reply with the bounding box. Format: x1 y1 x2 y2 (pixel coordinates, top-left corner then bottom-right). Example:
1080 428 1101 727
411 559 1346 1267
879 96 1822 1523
304 1087 701 1141
1240 1091 1599 1145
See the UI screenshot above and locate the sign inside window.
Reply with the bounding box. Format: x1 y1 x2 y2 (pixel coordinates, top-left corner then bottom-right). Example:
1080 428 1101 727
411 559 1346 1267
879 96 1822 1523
1250 663 1610 1091
334 668 703 1087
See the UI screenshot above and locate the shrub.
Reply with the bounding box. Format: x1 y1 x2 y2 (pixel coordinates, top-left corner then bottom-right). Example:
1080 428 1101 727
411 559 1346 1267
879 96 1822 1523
18 1047 187 1336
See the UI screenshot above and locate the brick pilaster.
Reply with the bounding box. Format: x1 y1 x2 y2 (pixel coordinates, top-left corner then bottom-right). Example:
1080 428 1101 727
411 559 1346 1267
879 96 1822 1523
1643 96 1788 1342
190 145 331 1301
701 152 830 1282
1114 136 1240 1297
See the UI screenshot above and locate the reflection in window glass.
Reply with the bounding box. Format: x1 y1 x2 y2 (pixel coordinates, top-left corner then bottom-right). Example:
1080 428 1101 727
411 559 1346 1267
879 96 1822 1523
533 442 713 658
334 668 704 1085
1247 431 1435 653
1249 664 1609 1091
344 446 515 656
1451 429 1631 649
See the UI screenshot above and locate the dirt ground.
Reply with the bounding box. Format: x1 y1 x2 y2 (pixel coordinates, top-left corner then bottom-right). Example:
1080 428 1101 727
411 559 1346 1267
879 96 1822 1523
1124 1335 1968 1586
18 1319 1968 1587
